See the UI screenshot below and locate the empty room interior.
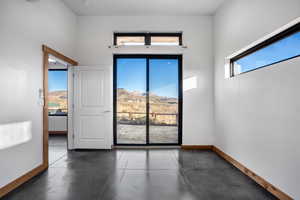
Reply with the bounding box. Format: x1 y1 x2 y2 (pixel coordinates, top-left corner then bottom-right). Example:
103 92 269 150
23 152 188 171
0 0 299 199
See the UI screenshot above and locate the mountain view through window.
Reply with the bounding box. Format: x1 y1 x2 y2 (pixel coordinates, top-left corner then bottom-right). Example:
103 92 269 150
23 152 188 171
48 70 68 115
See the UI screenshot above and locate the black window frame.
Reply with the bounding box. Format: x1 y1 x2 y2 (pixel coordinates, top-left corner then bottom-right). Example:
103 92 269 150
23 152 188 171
113 54 183 146
230 22 300 77
48 68 68 117
113 32 183 46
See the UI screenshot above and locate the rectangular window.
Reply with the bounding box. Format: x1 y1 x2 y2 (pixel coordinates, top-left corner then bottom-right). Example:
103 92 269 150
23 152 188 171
48 69 68 116
116 36 145 46
231 23 300 76
150 36 180 46
114 32 182 46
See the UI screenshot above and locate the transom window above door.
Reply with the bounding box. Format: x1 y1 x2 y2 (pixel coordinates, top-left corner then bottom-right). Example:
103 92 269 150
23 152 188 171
114 32 182 46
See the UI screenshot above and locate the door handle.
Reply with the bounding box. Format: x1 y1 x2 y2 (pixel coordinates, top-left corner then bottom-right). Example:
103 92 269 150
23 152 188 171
103 110 111 113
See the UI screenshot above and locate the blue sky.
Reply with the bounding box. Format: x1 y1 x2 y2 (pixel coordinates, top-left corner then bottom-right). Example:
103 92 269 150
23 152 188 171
236 31 300 73
149 59 178 98
117 58 179 98
48 70 67 91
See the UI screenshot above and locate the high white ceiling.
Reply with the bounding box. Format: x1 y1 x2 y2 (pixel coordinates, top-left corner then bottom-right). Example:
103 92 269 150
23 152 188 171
62 0 225 16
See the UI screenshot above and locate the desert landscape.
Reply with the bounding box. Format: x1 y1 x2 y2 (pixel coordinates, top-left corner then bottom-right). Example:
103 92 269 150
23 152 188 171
117 88 178 126
48 88 179 143
48 90 67 114
117 88 179 143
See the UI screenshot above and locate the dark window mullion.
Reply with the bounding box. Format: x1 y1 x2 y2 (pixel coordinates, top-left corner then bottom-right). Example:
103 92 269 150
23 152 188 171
179 35 183 46
178 55 183 145
146 57 150 144
145 33 151 45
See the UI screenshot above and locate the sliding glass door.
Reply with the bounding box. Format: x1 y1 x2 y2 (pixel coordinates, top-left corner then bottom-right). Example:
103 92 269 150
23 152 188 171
149 58 180 144
114 55 182 145
115 58 147 144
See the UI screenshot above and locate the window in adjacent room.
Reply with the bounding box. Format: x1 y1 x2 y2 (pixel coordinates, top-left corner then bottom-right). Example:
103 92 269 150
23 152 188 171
48 69 68 116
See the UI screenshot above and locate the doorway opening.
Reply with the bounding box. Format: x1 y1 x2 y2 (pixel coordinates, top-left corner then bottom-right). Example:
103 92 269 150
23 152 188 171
42 45 78 167
113 55 182 146
48 57 69 164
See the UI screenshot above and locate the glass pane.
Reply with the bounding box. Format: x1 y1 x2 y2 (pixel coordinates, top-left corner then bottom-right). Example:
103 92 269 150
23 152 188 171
149 59 179 144
48 70 68 115
116 58 147 144
233 31 300 75
116 36 145 46
151 36 180 46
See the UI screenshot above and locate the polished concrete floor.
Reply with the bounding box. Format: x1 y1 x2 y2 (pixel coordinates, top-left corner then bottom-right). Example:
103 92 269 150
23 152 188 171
3 144 277 200
48 135 67 165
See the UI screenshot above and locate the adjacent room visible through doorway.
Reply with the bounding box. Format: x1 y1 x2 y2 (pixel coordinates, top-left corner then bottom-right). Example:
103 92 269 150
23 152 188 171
48 56 69 164
42 45 78 168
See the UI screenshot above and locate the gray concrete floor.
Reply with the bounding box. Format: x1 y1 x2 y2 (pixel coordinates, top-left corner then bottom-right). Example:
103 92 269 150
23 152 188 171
49 135 67 165
3 140 276 200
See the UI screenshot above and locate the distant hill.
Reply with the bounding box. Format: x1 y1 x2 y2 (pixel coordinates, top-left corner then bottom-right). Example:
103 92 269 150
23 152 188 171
48 90 67 112
117 88 178 125
48 89 178 125
118 88 177 103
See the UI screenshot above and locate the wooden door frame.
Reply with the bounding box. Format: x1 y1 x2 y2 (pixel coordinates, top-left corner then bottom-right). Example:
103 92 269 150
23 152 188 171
0 45 78 198
42 45 78 167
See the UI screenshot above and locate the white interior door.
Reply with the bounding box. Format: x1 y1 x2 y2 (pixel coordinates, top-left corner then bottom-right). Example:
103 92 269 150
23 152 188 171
73 66 112 149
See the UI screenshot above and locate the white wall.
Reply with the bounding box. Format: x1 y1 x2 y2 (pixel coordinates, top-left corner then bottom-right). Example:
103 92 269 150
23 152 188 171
75 16 215 145
1 0 299 197
213 0 300 198
0 0 76 188
49 116 67 132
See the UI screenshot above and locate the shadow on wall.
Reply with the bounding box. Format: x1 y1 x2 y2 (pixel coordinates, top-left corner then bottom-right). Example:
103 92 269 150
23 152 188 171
0 121 32 150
